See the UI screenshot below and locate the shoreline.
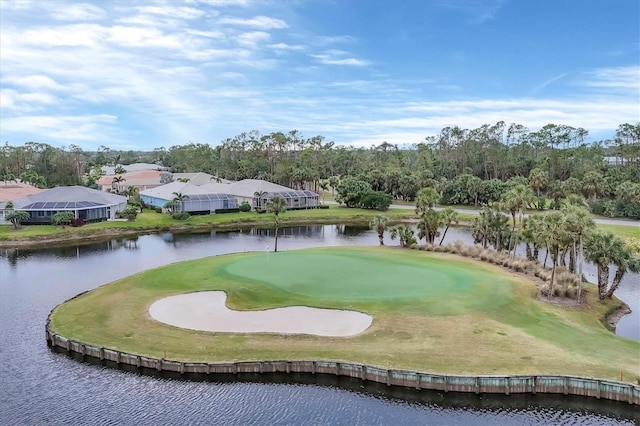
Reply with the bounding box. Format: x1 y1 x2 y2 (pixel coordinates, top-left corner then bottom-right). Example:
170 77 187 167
0 217 396 249
44 319 640 405
4 219 632 333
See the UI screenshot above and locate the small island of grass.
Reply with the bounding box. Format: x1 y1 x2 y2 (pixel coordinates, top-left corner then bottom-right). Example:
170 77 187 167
49 246 639 382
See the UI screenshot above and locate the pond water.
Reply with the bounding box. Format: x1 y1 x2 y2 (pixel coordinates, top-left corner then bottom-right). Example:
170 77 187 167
1 225 638 425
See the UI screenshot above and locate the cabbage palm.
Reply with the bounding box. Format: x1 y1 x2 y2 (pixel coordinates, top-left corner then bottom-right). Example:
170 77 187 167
415 187 440 215
562 205 595 302
266 195 287 252
369 215 389 246
528 168 548 209
541 212 570 299
501 184 534 230
389 225 416 248
584 231 639 300
439 207 458 245
417 209 443 245
521 214 545 261
171 192 189 213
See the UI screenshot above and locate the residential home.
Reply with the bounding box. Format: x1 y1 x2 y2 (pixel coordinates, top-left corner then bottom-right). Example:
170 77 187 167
0 181 46 225
226 179 319 211
7 186 127 225
140 182 238 213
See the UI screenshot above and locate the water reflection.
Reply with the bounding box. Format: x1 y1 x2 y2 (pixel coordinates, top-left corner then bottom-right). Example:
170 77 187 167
0 224 638 424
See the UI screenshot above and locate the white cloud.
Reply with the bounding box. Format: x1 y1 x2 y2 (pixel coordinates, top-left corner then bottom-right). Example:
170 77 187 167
577 66 640 91
1 114 119 142
135 5 207 19
106 25 183 49
268 42 305 52
310 50 369 66
50 3 107 21
236 31 271 47
5 75 64 91
186 29 225 39
218 15 288 29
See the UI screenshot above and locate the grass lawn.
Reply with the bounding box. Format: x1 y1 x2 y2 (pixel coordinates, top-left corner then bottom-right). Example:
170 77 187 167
50 246 639 382
597 224 639 242
0 206 417 243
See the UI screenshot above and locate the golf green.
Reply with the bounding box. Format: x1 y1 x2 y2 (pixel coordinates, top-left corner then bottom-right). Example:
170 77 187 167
223 249 511 309
49 246 640 380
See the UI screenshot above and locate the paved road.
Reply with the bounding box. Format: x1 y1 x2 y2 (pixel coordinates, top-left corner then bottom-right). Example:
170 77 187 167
325 201 640 227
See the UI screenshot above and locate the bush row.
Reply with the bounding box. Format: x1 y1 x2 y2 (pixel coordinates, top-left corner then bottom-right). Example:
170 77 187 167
418 241 580 299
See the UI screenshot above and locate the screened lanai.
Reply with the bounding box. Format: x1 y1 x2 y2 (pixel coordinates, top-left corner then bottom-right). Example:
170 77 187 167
139 182 239 213
10 186 128 224
254 190 319 211
179 193 238 213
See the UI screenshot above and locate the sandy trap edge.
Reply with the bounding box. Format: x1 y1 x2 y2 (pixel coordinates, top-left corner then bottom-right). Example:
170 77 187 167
148 291 373 337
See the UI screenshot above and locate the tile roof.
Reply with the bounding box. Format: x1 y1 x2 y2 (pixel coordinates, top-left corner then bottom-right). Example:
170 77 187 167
0 181 46 202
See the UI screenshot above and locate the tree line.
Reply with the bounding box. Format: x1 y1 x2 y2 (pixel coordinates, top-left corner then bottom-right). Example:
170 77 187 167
1 122 638 217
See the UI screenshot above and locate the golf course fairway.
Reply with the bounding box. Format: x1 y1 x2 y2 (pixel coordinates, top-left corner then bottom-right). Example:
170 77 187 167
49 246 640 381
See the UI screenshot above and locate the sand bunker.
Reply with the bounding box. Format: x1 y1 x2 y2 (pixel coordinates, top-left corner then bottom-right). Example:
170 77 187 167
148 291 372 337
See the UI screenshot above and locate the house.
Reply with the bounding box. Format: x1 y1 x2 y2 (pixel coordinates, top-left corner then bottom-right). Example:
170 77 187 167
140 182 238 213
0 181 46 225
173 172 220 185
101 163 169 175
8 186 127 225
225 179 319 211
97 170 164 192
140 178 319 214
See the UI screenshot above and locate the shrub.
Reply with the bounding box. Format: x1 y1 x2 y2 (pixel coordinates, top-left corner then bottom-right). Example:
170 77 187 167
154 206 163 213
317 204 330 209
172 212 191 221
360 190 393 211
239 201 252 212
117 205 139 221
215 207 241 214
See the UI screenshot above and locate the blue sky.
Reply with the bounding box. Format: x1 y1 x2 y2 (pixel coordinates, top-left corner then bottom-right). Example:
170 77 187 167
1 0 638 150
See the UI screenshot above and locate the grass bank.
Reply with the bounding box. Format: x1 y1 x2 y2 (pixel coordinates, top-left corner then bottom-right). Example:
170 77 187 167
0 206 417 247
50 246 639 382
1 204 636 247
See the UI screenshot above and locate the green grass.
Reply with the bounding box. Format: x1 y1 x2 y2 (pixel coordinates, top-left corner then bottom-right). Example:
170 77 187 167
597 224 639 242
0 206 417 243
50 246 640 382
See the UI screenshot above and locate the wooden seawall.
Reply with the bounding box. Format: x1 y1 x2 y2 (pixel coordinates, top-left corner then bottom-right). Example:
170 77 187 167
45 325 639 405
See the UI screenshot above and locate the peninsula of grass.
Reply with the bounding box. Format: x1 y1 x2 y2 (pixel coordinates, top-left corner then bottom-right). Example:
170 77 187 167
49 246 640 382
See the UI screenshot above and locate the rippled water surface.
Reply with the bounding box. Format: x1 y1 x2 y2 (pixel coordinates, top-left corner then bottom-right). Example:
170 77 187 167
1 225 638 425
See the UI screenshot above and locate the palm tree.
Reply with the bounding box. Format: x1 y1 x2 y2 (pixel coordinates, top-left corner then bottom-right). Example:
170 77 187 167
439 207 458 245
254 191 266 211
584 231 639 300
266 195 287 252
125 186 139 198
415 187 440 215
369 215 389 246
318 180 329 204
389 225 416 248
528 168 548 209
171 192 189 213
563 193 588 208
111 175 126 193
114 165 127 175
521 214 545 261
472 207 492 249
541 212 569 299
501 184 534 231
562 205 595 302
417 209 443 245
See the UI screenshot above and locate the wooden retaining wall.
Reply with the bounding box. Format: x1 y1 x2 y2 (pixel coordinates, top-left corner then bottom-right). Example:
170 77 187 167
45 327 640 405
